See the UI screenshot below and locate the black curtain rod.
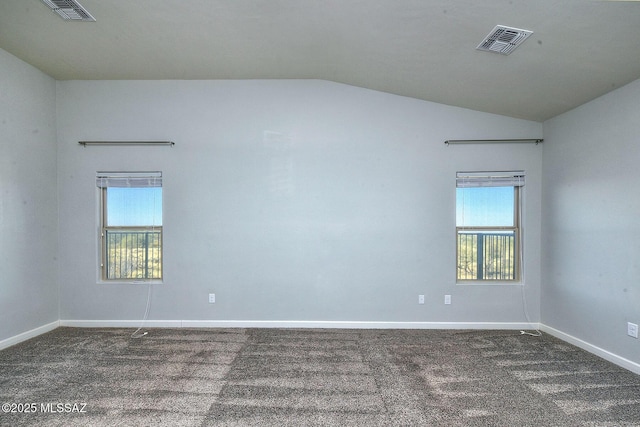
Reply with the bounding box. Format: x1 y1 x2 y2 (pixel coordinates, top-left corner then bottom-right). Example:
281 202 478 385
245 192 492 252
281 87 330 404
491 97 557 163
79 141 175 147
444 139 543 145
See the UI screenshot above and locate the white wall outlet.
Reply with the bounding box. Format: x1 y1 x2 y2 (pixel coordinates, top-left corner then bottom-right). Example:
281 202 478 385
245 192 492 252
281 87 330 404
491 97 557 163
208 293 216 304
444 295 451 305
418 295 425 304
628 322 638 338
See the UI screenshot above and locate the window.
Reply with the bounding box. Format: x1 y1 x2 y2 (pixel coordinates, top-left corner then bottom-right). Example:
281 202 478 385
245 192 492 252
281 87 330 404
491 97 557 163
97 172 163 282
456 171 523 282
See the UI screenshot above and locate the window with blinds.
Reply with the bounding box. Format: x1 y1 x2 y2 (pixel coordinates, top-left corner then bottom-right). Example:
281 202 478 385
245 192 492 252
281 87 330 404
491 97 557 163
97 172 163 282
456 171 523 282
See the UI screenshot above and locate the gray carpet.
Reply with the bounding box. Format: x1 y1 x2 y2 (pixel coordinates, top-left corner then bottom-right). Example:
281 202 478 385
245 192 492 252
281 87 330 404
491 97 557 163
0 328 639 426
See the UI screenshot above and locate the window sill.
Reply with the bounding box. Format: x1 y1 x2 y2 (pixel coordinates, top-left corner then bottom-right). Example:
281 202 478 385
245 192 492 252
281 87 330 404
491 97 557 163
97 280 163 285
456 281 524 286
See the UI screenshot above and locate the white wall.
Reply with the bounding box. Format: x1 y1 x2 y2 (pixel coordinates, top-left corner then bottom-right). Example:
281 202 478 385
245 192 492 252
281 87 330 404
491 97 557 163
3 43 636 367
56 79 542 325
542 78 640 365
0 49 58 342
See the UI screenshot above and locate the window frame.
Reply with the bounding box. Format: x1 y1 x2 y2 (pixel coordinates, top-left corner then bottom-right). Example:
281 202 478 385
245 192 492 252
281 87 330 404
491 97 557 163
97 171 163 284
455 171 523 284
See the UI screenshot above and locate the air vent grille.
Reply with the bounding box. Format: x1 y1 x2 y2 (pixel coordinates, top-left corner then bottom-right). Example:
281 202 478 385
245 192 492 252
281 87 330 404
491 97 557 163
477 25 532 55
41 0 96 21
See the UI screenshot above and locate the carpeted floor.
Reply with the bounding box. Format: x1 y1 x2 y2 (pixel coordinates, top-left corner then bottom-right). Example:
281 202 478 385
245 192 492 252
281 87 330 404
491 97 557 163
0 328 639 426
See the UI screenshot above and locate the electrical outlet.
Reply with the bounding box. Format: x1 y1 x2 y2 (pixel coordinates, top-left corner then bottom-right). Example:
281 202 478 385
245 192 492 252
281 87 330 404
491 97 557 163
418 295 425 304
444 295 451 305
208 293 216 304
628 322 638 339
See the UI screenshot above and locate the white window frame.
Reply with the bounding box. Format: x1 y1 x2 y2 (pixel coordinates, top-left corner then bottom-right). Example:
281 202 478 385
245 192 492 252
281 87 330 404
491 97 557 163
96 171 163 284
456 171 524 283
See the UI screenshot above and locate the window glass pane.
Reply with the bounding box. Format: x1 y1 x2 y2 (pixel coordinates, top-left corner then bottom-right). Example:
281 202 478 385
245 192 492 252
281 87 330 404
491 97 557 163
105 230 162 279
456 186 514 227
106 187 162 227
457 230 516 280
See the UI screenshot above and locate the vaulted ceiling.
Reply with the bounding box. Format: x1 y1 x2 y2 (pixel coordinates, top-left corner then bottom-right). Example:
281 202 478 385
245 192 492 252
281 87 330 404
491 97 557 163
1 0 640 121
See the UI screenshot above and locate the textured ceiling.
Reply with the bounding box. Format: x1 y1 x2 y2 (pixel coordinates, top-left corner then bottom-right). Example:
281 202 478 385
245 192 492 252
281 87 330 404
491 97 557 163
1 0 640 121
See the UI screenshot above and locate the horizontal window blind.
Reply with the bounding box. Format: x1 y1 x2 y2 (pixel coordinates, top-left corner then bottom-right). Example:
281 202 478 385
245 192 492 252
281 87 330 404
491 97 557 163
456 171 524 188
96 172 162 188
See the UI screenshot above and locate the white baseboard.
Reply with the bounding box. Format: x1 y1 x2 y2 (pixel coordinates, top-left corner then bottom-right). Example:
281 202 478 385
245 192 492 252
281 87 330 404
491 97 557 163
0 321 59 351
180 320 541 330
59 320 182 328
540 324 640 375
60 319 540 330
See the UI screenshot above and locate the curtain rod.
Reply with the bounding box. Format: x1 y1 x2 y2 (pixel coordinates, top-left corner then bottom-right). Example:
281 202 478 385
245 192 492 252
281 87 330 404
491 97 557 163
79 141 175 147
444 138 543 145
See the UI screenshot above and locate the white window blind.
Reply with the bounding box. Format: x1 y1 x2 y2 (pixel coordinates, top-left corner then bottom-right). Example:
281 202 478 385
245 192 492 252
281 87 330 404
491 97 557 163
456 171 524 188
96 171 162 188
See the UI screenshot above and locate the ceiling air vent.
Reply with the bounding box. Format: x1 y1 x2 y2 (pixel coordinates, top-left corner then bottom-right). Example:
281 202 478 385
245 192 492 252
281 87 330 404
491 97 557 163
41 0 96 22
477 25 532 55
